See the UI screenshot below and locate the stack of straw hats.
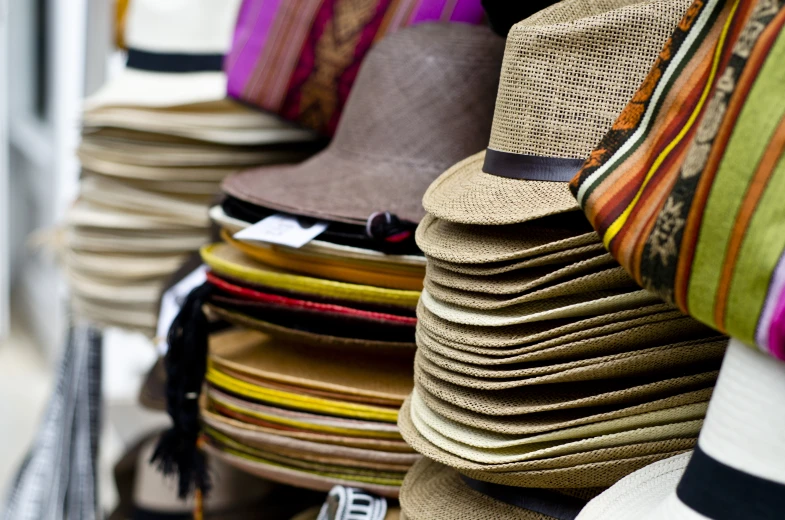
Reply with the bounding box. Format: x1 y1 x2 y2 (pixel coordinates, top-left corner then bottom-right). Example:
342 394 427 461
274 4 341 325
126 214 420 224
172 24 506 497
396 1 733 517
62 0 319 334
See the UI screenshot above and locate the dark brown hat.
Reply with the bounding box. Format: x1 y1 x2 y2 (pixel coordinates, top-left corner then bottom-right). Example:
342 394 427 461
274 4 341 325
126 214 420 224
222 23 504 225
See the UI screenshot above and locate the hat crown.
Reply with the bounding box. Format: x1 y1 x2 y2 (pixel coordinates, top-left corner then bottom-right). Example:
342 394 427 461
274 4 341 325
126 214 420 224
488 0 689 160
331 24 504 172
125 0 242 54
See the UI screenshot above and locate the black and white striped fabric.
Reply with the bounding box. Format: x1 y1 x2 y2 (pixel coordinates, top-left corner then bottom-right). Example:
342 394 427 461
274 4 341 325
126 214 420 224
577 338 785 520
317 486 388 520
2 324 102 520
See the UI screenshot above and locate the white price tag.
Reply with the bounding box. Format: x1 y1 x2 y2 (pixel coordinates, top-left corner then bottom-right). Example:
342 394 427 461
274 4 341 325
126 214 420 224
155 264 208 355
233 214 328 249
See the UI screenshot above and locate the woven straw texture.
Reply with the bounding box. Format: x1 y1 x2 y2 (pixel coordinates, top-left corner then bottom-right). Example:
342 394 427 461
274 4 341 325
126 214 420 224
424 269 638 309
398 399 695 488
400 458 598 520
223 24 504 225
416 317 719 365
414 366 720 415
427 243 608 277
416 213 598 264
415 340 726 390
416 383 713 435
416 302 677 349
426 254 617 294
421 289 662 327
422 0 691 225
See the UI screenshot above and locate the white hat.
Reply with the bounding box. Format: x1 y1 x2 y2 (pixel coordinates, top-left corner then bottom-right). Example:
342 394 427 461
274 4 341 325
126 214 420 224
576 338 785 519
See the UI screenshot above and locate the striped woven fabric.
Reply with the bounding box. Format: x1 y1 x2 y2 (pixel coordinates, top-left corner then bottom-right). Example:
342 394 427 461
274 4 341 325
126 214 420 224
571 0 785 359
225 0 485 136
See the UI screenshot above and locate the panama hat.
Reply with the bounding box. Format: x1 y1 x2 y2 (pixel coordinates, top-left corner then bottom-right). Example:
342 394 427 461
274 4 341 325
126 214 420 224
416 302 679 349
416 213 599 265
424 269 638 308
81 0 317 149
208 329 413 404
221 24 505 225
417 316 717 365
414 340 726 390
400 458 599 520
397 398 696 489
420 288 662 327
416 382 713 436
414 366 720 416
425 254 617 294
577 339 785 519
421 0 690 225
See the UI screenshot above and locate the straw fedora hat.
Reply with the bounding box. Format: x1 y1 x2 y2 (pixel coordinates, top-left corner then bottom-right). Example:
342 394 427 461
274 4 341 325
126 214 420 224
577 339 785 519
397 399 696 489
221 24 505 225
421 0 690 225
400 458 599 520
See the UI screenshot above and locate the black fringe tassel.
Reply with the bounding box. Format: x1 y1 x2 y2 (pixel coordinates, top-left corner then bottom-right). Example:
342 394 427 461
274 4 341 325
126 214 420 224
151 281 214 499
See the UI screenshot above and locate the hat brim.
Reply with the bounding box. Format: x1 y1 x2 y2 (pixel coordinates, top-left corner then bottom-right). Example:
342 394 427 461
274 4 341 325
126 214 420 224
202 441 402 498
222 149 444 225
422 151 581 225
416 213 599 265
400 458 589 520
208 329 413 403
397 397 696 488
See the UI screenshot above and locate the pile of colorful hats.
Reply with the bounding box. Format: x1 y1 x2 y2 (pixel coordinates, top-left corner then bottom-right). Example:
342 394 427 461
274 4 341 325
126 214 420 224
62 0 318 334
396 1 733 517
166 24 505 497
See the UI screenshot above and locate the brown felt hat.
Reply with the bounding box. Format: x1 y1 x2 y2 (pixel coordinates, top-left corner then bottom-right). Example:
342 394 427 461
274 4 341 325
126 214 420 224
400 458 601 520
421 0 689 225
222 24 505 225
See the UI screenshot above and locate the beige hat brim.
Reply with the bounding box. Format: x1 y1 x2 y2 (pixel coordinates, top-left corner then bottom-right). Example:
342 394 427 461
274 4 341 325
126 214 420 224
398 398 695 488
416 382 714 436
426 253 616 294
421 289 662 326
416 316 719 366
409 393 703 464
414 365 720 416
415 340 726 390
422 151 582 225
424 268 637 308
416 302 678 349
400 458 596 520
416 212 599 265
426 243 607 276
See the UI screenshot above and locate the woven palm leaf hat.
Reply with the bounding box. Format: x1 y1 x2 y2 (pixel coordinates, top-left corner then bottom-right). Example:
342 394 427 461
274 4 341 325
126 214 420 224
397 1 732 514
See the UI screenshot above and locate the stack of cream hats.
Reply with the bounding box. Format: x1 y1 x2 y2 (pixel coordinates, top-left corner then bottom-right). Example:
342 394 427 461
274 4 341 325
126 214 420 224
398 0 732 516
62 0 319 334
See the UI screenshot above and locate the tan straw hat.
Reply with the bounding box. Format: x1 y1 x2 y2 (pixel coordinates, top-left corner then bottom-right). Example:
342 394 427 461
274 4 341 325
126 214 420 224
397 399 695 489
416 382 713 436
400 458 600 520
414 366 720 416
222 24 504 225
421 0 690 225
